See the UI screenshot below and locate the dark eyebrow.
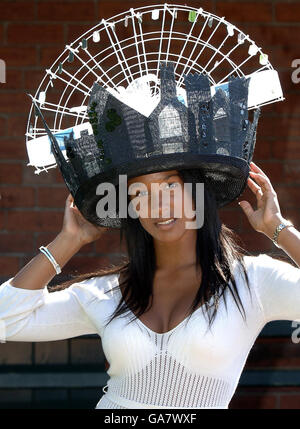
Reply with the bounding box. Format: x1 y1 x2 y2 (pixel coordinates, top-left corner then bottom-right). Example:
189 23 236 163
128 173 179 190
163 172 179 180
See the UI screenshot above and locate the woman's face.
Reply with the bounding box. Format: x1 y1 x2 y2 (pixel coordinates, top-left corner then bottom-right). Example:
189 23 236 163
127 169 196 242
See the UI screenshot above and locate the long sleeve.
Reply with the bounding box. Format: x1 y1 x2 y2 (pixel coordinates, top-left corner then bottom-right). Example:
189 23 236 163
253 253 300 323
0 275 113 342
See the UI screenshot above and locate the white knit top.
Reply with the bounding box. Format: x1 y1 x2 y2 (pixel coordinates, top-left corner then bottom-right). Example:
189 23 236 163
1 253 300 409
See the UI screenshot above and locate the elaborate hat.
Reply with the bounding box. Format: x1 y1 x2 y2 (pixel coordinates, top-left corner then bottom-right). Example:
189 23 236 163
26 4 284 228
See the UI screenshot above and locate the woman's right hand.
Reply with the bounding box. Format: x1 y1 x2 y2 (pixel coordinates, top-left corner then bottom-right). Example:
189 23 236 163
61 193 110 247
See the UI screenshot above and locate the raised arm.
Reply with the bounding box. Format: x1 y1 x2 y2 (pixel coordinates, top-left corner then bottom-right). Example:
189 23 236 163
238 161 300 322
0 194 110 342
10 194 108 291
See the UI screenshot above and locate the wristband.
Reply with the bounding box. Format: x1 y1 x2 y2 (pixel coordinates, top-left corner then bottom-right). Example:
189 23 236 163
272 220 294 248
39 246 62 274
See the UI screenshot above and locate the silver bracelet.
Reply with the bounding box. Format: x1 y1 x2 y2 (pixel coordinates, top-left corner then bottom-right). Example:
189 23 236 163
39 246 62 274
272 220 294 248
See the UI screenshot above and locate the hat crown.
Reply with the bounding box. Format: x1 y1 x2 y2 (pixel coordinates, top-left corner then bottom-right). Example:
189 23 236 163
61 61 259 193
31 61 261 227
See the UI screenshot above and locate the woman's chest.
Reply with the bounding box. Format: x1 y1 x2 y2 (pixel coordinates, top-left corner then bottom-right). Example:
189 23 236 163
136 287 207 335
99 290 258 379
122 271 205 335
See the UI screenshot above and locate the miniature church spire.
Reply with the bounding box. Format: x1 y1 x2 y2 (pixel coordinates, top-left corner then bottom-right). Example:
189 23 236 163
159 62 177 101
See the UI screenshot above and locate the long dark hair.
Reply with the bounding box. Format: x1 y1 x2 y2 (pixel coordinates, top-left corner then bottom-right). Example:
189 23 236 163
49 168 253 333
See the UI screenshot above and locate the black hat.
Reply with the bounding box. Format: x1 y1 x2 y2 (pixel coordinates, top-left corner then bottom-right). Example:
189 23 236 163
26 4 284 229
30 61 260 228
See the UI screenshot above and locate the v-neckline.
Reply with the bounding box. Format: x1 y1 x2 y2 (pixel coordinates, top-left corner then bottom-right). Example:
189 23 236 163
113 273 214 336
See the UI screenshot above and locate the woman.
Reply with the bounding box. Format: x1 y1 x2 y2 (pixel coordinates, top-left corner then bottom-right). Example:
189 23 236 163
1 159 300 409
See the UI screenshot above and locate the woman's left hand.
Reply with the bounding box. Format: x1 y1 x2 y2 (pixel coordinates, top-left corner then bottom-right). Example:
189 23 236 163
238 161 284 237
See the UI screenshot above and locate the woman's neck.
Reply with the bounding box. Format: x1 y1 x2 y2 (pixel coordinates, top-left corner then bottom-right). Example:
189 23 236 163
154 229 198 272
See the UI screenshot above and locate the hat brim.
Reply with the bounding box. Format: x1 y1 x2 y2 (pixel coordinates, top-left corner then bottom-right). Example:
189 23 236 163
74 153 250 228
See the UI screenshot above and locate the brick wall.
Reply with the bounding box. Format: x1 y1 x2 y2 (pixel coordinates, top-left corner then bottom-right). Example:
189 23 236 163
0 0 300 409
